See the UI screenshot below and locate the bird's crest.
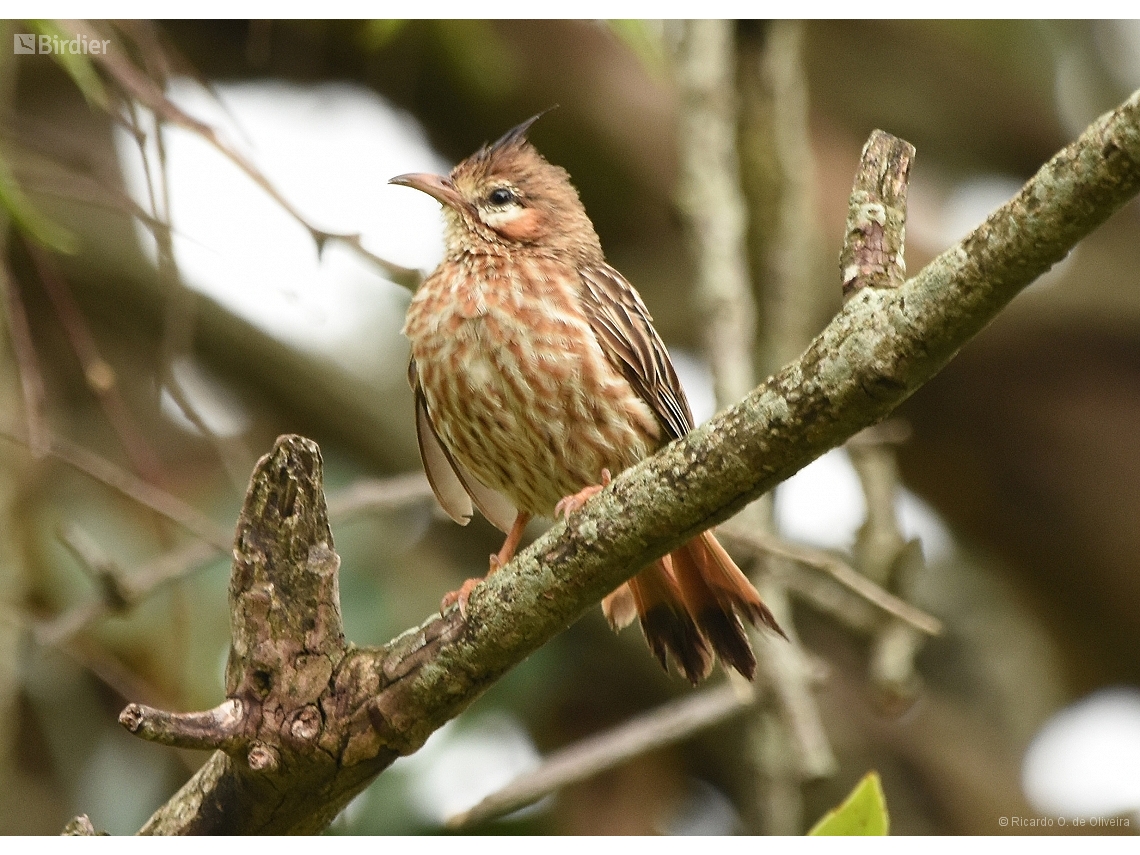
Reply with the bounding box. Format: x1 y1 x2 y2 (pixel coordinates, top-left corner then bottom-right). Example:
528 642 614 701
488 107 557 153
465 107 559 173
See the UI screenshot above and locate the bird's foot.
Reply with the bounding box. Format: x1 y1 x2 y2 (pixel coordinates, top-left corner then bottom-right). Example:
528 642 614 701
440 517 528 618
555 469 612 520
440 577 481 618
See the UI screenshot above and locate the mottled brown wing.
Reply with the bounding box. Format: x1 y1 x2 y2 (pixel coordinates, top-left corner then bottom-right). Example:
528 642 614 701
409 358 517 533
579 264 695 441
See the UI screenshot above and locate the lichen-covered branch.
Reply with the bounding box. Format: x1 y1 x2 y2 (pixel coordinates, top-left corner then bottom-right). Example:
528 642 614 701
119 88 1140 835
841 130 915 299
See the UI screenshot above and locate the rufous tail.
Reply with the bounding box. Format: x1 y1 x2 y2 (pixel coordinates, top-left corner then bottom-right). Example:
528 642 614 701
601 531 785 684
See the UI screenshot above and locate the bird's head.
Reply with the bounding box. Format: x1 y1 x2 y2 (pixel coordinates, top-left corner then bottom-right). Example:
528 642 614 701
391 114 603 261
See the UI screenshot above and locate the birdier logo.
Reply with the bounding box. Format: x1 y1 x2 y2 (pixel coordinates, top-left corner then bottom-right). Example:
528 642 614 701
13 33 110 55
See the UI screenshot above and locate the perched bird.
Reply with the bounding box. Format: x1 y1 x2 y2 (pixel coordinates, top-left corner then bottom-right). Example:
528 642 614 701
393 115 783 684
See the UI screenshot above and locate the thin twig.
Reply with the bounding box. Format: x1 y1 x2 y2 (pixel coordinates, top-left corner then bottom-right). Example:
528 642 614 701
720 526 943 636
0 422 231 548
63 20 422 292
325 472 434 521
34 540 221 648
122 97 253 490
33 473 432 646
8 146 176 237
448 680 759 829
57 522 131 610
26 240 168 486
0 259 48 458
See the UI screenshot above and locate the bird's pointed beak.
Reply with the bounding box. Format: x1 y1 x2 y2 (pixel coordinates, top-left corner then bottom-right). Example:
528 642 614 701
389 172 463 209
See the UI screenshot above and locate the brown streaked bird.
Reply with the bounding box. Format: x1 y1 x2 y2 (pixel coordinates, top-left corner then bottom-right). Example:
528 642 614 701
393 115 784 684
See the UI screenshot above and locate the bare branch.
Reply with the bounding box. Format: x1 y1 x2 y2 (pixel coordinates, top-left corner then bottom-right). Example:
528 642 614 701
26 241 168 486
120 699 246 752
448 680 759 829
0 259 48 458
325 472 434 521
0 424 231 549
34 474 432 647
720 526 943 636
62 20 423 292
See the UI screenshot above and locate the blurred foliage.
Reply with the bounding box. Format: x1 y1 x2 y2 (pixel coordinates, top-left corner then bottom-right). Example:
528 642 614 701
606 20 668 81
0 149 75 252
0 18 1138 836
26 20 109 110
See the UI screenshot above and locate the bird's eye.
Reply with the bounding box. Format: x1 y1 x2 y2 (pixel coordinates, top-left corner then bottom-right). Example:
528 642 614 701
487 187 515 206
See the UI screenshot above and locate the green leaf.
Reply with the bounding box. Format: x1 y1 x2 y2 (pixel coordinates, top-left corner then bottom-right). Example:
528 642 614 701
808 771 890 835
28 20 109 110
0 149 77 253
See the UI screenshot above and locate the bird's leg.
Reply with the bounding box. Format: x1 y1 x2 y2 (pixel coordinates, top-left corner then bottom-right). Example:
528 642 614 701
490 511 532 572
555 469 612 519
441 511 532 617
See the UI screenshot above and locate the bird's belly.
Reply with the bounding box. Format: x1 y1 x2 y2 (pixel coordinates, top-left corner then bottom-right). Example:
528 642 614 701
414 306 657 517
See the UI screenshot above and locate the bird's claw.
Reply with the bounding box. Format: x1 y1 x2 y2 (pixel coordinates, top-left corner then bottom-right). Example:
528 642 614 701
440 536 520 618
440 577 481 618
555 469 612 519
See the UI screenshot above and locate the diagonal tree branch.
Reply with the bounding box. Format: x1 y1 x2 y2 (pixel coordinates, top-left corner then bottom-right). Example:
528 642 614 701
447 679 762 829
118 89 1140 834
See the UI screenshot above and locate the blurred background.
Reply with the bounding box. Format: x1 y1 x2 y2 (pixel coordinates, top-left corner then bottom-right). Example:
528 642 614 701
0 19 1138 835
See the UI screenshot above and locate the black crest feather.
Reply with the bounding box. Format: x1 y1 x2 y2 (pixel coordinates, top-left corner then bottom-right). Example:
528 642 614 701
484 107 558 156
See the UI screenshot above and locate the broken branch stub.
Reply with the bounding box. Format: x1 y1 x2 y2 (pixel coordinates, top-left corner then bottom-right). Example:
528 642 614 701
840 130 915 299
120 435 372 834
